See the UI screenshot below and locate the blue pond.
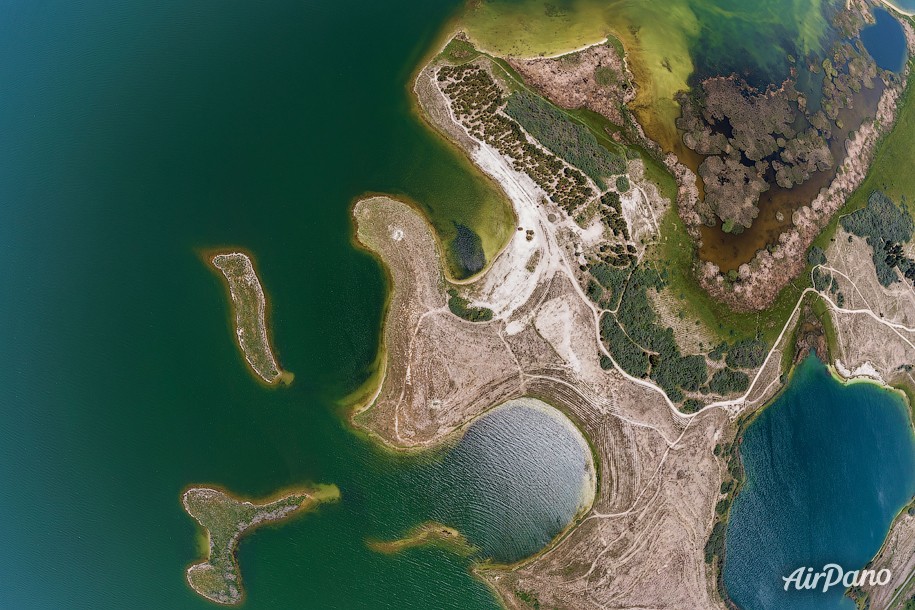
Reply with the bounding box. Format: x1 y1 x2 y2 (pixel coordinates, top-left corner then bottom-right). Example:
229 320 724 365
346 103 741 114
724 355 915 610
860 7 908 72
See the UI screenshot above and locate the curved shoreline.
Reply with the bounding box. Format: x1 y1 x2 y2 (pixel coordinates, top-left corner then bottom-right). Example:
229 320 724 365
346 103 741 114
340 19 915 610
716 354 915 609
346 194 603 603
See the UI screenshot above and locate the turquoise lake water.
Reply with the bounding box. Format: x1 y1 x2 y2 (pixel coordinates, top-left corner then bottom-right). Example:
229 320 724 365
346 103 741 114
883 0 915 14
724 355 915 610
861 7 909 72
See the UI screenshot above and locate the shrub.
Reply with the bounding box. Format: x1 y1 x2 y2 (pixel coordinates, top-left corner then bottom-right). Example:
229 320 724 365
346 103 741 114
725 337 768 369
599 313 649 377
682 398 704 414
812 268 832 292
589 263 631 308
447 289 493 322
505 90 626 184
807 245 827 266
709 368 750 394
841 191 915 287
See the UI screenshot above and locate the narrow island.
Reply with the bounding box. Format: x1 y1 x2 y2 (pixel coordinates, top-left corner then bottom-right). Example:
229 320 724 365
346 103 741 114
367 522 475 556
182 484 340 605
209 251 293 385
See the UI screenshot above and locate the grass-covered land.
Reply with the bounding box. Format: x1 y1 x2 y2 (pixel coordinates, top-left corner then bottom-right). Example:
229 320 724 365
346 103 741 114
504 89 626 186
439 37 481 65
653 207 805 344
367 522 474 556
809 56 915 258
847 57 915 213
183 485 340 605
210 252 293 386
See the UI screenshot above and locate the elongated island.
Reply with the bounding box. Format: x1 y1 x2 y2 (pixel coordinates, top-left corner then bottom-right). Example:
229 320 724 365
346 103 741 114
367 522 475 556
209 251 293 385
183 485 340 605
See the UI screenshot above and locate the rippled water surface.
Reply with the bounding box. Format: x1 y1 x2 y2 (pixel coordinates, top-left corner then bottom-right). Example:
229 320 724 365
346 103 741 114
724 356 915 610
0 1 586 608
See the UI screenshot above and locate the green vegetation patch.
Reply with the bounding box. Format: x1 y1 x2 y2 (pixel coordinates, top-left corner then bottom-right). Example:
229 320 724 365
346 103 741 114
589 262 631 309
440 38 481 64
708 368 750 394
600 313 650 377
598 265 710 403
504 89 626 186
515 589 542 609
807 245 827 266
594 65 618 87
438 62 594 214
725 337 768 369
447 288 494 322
841 190 915 286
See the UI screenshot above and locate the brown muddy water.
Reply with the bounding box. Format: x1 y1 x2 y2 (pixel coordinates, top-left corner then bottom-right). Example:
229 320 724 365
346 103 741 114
696 80 885 271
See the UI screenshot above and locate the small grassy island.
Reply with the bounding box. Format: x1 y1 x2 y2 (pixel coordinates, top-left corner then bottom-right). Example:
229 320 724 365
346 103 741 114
367 522 475 556
209 251 293 386
182 484 340 605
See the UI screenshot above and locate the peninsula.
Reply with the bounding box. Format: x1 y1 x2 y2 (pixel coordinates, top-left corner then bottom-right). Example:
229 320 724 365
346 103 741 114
210 251 293 385
349 5 915 606
182 484 340 605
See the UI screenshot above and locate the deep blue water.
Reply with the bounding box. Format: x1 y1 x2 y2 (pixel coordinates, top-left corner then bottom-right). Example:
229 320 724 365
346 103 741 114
861 7 908 72
724 355 915 610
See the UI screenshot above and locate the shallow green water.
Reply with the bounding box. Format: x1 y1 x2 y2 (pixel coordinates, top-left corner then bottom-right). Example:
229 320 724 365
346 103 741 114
724 355 915 610
2 2 913 610
0 1 568 608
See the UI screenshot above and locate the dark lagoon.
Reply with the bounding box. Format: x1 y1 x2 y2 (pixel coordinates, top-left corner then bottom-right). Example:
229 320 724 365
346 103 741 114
861 7 908 72
724 355 915 610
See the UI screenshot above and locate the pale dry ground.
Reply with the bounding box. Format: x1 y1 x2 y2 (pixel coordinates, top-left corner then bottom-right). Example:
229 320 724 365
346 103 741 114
823 229 915 384
858 507 915 610
347 52 779 610
347 46 915 610
507 42 634 125
353 195 729 610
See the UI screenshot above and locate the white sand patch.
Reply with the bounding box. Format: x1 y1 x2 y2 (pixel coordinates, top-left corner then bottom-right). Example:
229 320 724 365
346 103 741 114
579 215 606 246
465 141 563 319
535 296 582 374
834 359 886 383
